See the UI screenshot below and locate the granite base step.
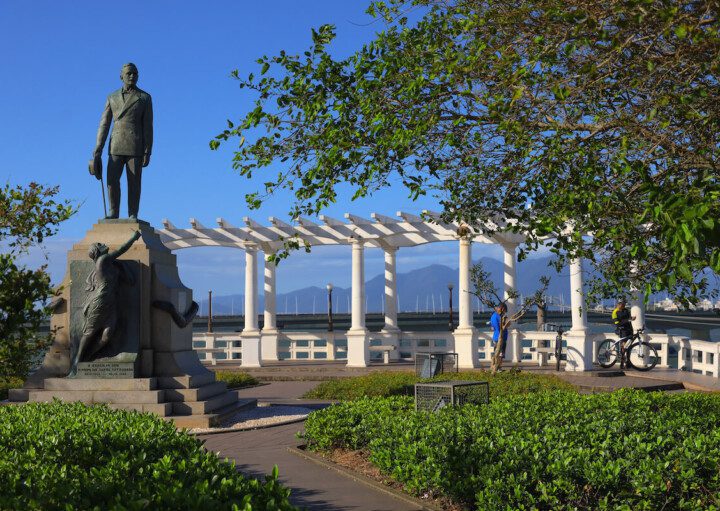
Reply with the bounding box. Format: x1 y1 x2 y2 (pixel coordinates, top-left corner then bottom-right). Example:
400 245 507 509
8 371 244 428
172 389 239 415
44 378 157 391
157 373 215 390
8 388 29 402
167 398 257 429
107 402 173 416
27 389 166 404
163 381 228 402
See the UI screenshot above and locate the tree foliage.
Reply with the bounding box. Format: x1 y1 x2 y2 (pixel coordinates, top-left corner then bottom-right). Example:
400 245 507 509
470 262 550 321
0 182 74 379
213 0 720 304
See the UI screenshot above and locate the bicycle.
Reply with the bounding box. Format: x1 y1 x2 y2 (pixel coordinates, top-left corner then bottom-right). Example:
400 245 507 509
544 323 567 371
596 326 659 371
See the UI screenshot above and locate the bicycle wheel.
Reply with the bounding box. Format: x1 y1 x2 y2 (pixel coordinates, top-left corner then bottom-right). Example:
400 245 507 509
626 342 659 371
597 340 618 368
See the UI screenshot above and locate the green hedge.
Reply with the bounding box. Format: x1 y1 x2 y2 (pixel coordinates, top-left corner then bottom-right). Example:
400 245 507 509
214 371 259 389
1 401 297 510
303 390 720 510
302 370 575 400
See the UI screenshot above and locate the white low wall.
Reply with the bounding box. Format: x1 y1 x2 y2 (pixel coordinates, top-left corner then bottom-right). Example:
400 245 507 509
192 329 720 376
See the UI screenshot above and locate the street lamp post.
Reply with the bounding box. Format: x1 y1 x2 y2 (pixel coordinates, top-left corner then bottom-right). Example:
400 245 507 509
207 290 213 333
327 283 334 332
447 283 454 331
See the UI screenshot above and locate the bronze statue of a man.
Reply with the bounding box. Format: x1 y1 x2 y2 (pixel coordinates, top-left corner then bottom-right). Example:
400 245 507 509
93 63 153 219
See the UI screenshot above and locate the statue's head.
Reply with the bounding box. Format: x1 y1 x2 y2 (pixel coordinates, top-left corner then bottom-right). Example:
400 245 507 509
89 243 109 261
120 62 138 88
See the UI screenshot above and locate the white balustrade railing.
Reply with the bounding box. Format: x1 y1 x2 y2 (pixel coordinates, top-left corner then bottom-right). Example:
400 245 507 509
280 331 343 360
193 329 720 376
395 331 455 360
193 332 242 364
677 339 720 376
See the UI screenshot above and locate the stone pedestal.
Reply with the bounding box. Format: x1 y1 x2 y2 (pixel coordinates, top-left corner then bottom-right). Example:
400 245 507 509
454 327 479 368
9 219 243 428
564 331 593 372
260 329 279 362
346 329 370 367
325 331 336 360
240 331 262 367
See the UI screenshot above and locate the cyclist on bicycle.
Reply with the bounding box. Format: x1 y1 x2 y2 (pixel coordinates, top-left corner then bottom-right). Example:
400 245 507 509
612 300 635 342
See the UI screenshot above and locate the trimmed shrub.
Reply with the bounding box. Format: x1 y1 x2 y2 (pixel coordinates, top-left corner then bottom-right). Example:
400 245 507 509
0 401 297 510
214 371 259 389
303 372 416 400
302 370 574 400
302 390 720 510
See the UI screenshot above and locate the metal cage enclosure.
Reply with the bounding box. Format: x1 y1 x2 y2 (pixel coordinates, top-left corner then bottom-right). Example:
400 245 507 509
414 352 459 378
414 380 490 412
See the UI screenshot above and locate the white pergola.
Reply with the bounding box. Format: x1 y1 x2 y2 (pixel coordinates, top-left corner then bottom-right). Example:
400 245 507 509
158 211 591 369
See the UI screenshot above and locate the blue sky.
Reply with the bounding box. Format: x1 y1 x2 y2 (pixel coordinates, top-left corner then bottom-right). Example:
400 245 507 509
1 1 519 295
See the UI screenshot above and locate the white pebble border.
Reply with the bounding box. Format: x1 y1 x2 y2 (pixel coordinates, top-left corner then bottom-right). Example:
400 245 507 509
189 404 314 435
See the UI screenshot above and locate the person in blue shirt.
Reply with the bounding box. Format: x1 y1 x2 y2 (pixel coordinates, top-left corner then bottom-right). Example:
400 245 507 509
490 303 509 373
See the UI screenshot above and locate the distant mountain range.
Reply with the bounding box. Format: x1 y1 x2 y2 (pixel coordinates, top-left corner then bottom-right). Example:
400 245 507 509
197 256 577 315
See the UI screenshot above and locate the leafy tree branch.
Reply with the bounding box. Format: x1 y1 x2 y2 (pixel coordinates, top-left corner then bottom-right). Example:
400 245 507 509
213 0 719 305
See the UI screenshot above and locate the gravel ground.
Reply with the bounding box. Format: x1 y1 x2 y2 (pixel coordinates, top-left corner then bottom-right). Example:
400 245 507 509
190 404 313 434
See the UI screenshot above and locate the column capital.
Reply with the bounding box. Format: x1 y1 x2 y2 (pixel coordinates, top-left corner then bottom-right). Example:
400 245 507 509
264 251 277 264
500 241 519 252
244 243 258 253
350 237 365 247
382 245 398 254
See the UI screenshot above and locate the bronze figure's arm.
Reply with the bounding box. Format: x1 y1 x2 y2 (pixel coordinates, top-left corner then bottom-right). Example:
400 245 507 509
94 97 112 157
153 300 199 328
108 230 142 260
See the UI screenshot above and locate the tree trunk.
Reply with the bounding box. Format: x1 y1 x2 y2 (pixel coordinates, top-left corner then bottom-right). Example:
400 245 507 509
536 303 546 330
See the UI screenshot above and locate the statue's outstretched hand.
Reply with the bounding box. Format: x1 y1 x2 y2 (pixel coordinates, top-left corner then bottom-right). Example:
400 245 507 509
143 154 151 167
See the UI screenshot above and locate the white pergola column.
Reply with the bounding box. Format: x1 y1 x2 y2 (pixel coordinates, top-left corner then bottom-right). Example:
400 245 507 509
241 245 261 367
502 243 520 363
350 240 366 330
629 265 646 334
260 251 279 361
459 239 473 328
565 256 592 371
382 246 399 331
454 237 478 368
380 246 400 360
570 258 588 332
631 298 646 333
502 243 518 317
244 247 259 332
347 239 369 367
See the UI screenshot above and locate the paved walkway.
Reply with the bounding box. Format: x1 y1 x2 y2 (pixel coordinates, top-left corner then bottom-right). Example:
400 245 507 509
200 382 422 510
